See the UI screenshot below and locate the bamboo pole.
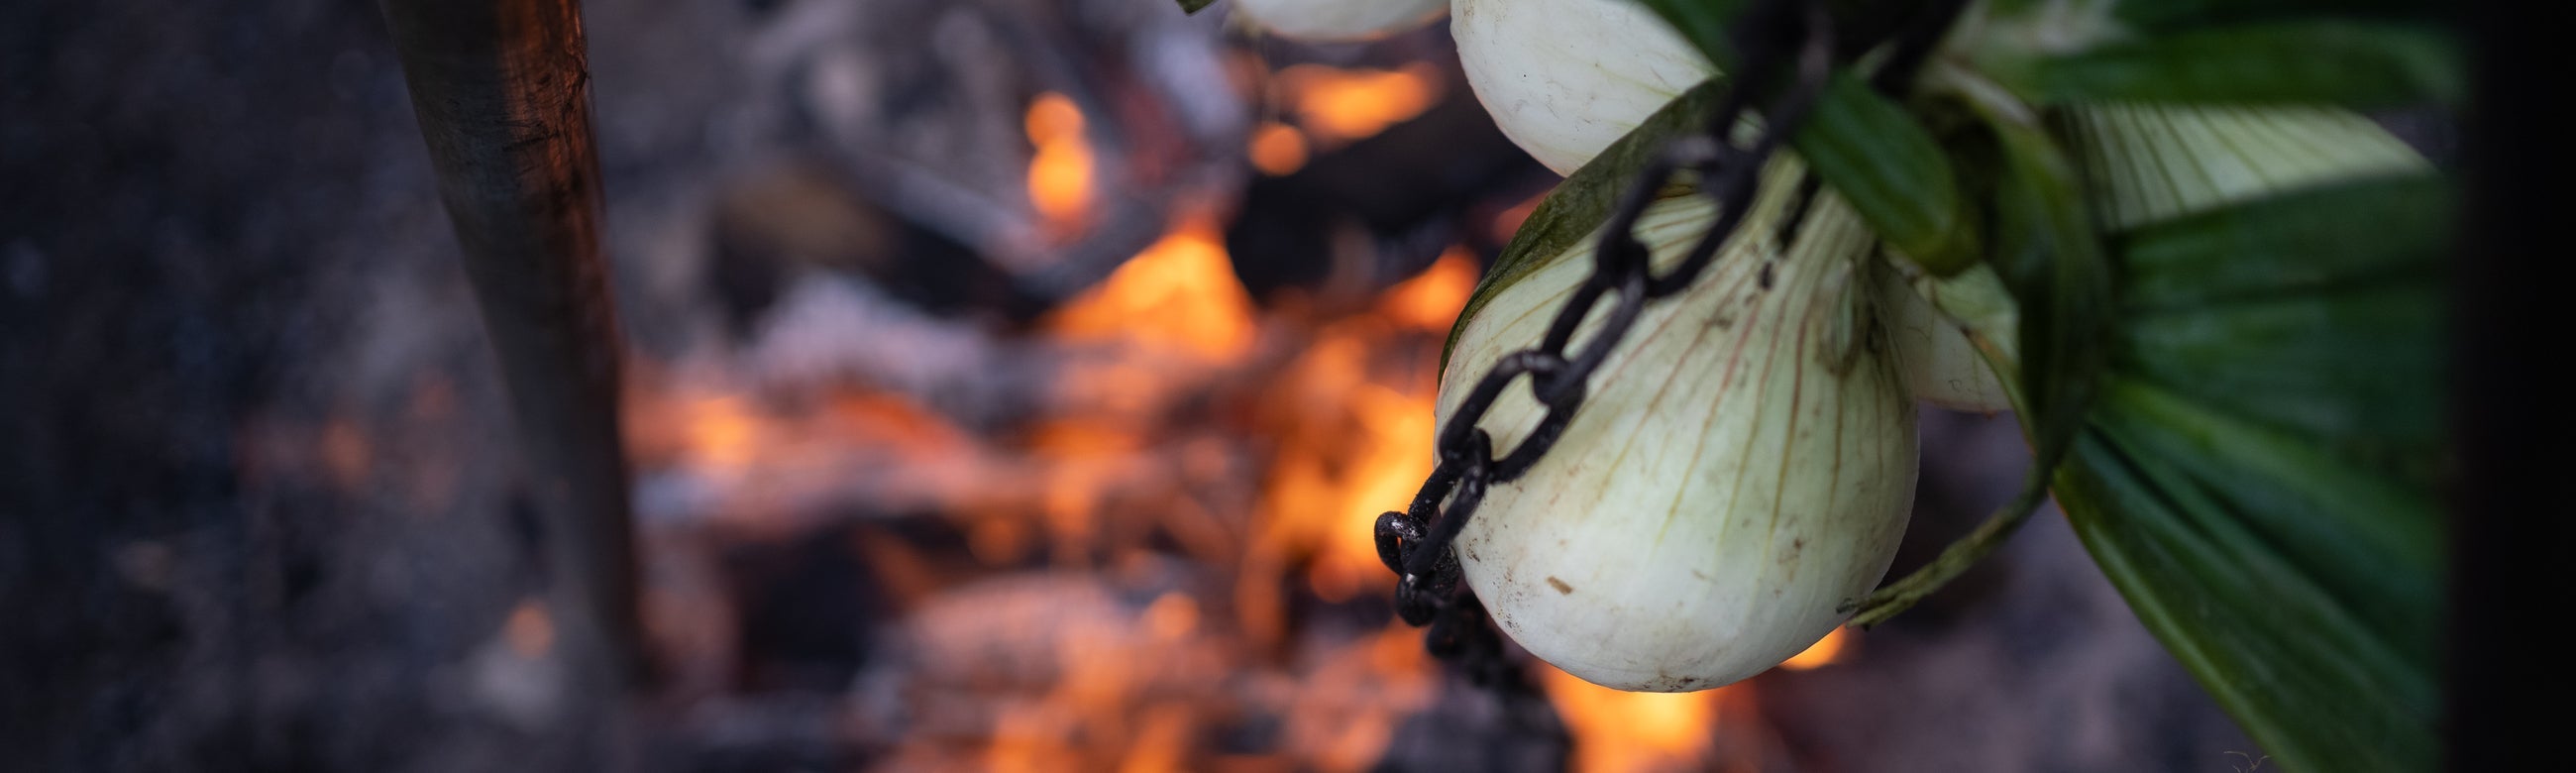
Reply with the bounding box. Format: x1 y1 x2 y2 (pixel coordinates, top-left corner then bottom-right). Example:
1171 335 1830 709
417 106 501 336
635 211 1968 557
377 0 645 702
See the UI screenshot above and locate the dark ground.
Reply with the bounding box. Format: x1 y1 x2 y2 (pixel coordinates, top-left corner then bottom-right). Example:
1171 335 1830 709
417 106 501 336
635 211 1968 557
2 1 564 769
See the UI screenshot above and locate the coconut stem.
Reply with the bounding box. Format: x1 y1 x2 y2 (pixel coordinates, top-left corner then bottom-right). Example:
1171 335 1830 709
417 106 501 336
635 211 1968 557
1847 462 2050 627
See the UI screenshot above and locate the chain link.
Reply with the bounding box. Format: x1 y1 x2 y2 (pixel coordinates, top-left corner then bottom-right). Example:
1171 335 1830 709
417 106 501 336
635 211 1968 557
1373 0 1848 674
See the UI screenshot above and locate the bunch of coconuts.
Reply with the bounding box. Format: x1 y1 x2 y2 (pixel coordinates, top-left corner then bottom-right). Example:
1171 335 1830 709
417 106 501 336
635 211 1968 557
1232 0 2426 692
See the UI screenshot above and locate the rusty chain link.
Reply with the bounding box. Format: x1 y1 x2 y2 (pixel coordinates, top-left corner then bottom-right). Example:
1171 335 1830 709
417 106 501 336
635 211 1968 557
1371 0 1872 680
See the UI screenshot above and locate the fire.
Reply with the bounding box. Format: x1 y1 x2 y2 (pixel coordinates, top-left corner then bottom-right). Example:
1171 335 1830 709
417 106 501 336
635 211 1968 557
669 393 764 481
1377 248 1480 333
1493 190 1547 243
1022 417 1150 565
1543 667 1728 773
1240 319 1431 641
1248 121 1310 175
1256 366 1437 607
623 131 1799 765
1276 62 1441 146
1246 253 1472 620
1118 705 1194 773
1025 91 1096 228
1780 627 1849 671
1141 592 1201 640
625 378 992 535
1280 622 1437 773
1044 213 1257 362
637 385 968 477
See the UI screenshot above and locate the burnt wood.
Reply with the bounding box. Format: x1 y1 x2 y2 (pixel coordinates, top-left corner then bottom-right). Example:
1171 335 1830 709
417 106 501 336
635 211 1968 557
377 0 645 696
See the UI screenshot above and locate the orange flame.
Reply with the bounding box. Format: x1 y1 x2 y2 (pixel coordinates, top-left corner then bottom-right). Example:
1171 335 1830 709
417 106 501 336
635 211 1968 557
1277 63 1441 146
1779 627 1849 671
1026 92 1096 228
1239 255 1472 644
671 393 764 480
1141 592 1201 640
1377 248 1480 333
1248 121 1311 175
1119 704 1196 773
1018 418 1146 563
1544 668 1728 773
1044 214 1257 362
1271 379 1437 605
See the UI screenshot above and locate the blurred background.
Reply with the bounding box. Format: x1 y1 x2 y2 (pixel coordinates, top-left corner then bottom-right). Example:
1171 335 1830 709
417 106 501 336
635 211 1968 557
3 0 2264 770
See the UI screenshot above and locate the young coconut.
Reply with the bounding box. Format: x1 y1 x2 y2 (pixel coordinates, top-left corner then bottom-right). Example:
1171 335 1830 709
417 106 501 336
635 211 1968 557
1879 258 2013 412
2061 102 2429 231
1452 0 1717 174
1449 0 2010 410
1440 160 1917 691
1860 101 2429 415
1232 0 1448 42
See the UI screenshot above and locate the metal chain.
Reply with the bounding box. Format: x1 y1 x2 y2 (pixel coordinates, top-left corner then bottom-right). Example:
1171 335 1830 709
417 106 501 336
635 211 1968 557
1373 0 1842 673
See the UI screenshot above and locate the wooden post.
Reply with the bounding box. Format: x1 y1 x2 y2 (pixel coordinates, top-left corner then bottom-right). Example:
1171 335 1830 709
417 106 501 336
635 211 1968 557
377 0 645 705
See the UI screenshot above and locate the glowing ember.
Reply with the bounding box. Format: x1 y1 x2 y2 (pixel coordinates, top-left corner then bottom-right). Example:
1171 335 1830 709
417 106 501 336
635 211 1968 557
671 393 764 481
825 392 974 456
1280 622 1437 773
1021 418 1150 564
931 580 1234 773
503 599 555 658
320 417 372 489
1779 627 1849 671
1044 214 1258 361
1277 63 1441 145
625 379 1003 535
1141 592 1201 640
632 385 971 482
1025 91 1097 228
1120 705 1194 773
1543 667 1727 773
1248 121 1311 175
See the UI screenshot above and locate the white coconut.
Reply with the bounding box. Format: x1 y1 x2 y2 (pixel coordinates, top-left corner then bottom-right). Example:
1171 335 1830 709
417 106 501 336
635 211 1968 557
1441 162 1916 691
1878 257 2012 412
1233 0 1449 42
1452 0 1718 174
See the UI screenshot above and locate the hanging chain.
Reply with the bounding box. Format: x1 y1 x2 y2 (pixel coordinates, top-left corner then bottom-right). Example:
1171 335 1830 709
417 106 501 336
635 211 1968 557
1372 0 1842 680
